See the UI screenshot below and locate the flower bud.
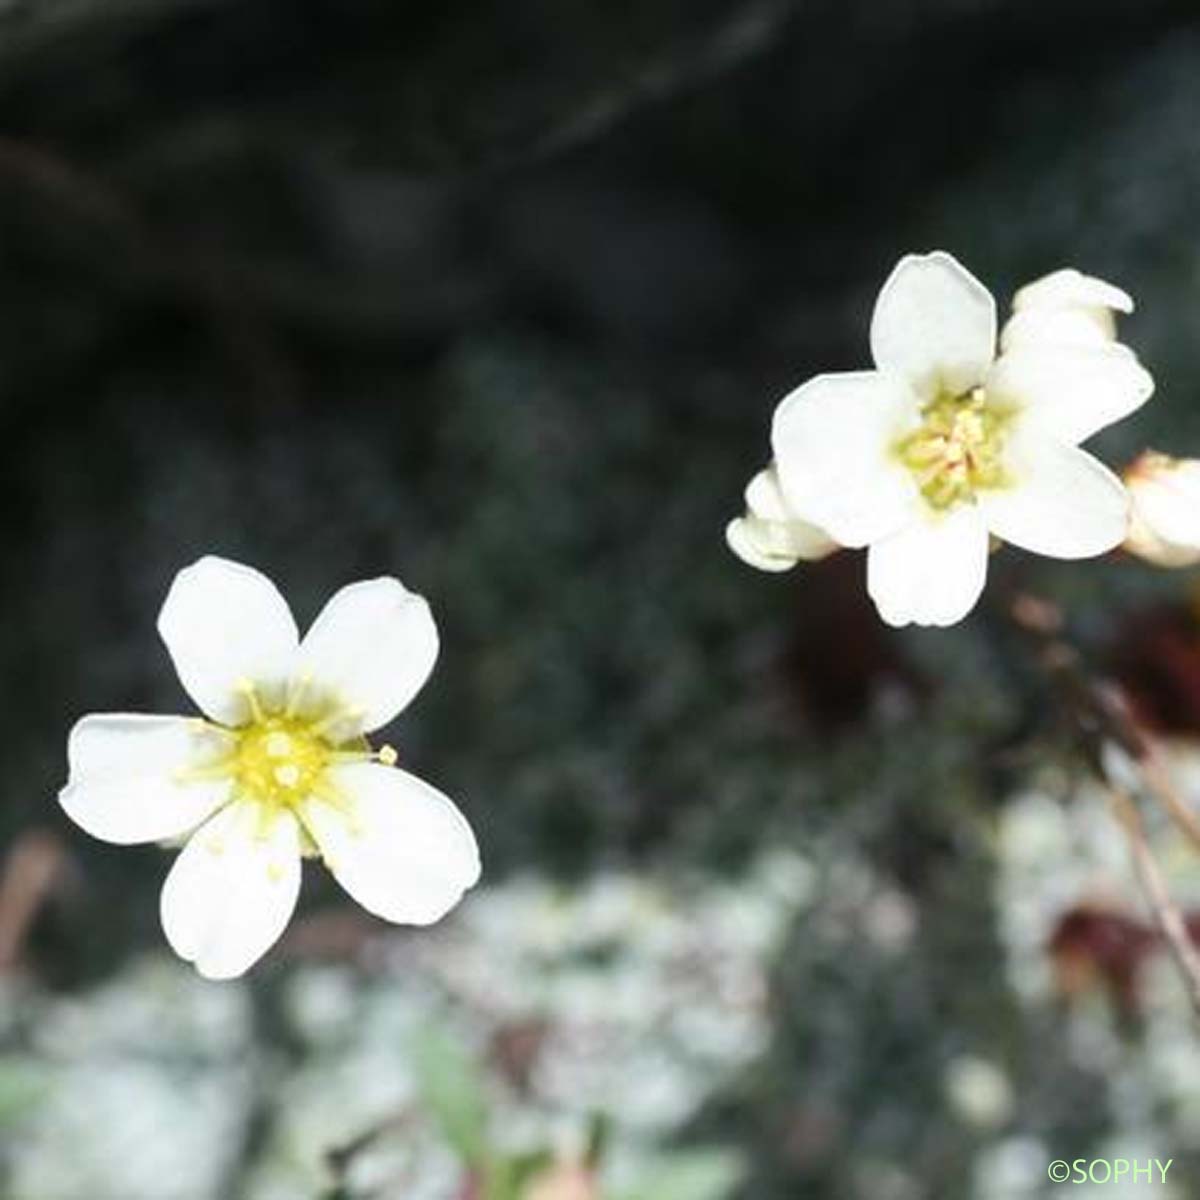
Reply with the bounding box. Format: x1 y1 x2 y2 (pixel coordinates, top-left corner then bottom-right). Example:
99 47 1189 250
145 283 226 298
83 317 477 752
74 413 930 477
725 464 838 572
1124 451 1200 568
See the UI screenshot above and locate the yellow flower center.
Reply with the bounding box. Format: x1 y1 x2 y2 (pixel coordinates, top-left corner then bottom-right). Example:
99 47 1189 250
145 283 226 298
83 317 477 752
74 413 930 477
233 717 332 807
895 386 1013 510
178 678 396 841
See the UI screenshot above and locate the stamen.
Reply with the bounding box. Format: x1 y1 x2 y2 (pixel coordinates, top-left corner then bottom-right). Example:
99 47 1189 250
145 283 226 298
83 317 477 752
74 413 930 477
309 702 364 739
309 779 363 835
173 759 237 784
327 744 399 766
211 681 398 834
285 672 313 719
895 387 1013 511
328 750 373 764
235 678 267 724
310 776 353 813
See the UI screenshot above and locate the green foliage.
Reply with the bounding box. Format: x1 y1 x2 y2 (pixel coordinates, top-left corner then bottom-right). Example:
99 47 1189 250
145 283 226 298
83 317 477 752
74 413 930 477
409 1025 492 1168
614 1148 744 1200
484 1150 555 1200
0 1060 47 1129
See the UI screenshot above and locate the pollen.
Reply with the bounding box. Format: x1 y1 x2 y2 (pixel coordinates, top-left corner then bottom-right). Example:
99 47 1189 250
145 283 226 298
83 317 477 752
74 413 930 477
895 386 1013 510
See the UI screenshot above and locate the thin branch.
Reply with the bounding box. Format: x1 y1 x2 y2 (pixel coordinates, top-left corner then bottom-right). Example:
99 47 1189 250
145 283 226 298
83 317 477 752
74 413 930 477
485 0 802 172
1141 750 1200 856
1108 783 1200 1014
1008 590 1200 1018
325 1111 414 1190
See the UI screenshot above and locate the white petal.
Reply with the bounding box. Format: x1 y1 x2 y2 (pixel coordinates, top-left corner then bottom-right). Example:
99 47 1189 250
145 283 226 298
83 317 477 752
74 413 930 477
1012 268 1132 316
160 801 301 979
302 763 480 926
157 557 299 726
771 370 921 548
866 505 989 628
999 306 1118 353
726 517 798 572
292 578 439 735
869 251 996 397
986 343 1153 445
59 714 231 845
744 464 797 522
978 432 1129 559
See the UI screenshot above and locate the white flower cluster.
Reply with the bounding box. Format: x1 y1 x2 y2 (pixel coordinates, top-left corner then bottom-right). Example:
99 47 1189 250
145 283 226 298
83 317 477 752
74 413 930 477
265 855 806 1196
729 253 1200 626
0 854 803 1199
53 248 1200 984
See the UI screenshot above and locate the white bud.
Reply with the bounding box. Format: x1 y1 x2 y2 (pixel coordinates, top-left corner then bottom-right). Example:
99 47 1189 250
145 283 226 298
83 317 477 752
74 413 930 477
1124 451 1200 568
725 463 838 572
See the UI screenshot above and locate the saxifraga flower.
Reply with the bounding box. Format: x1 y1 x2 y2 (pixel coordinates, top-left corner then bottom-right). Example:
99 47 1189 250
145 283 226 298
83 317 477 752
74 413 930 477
59 556 480 979
731 253 1153 627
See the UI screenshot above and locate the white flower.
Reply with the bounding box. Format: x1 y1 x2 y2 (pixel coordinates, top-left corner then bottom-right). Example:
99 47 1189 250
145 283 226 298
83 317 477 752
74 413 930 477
768 252 1153 627
1124 450 1200 567
725 463 838 572
59 556 481 979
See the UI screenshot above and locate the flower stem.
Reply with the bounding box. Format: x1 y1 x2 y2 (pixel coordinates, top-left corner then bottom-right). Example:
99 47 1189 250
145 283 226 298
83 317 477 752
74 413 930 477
1007 590 1200 1018
1107 781 1200 1016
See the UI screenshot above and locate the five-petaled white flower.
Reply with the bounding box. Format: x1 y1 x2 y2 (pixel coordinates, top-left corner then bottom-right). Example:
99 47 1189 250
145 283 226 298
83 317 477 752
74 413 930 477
746 252 1153 626
58 556 481 979
1124 450 1200 568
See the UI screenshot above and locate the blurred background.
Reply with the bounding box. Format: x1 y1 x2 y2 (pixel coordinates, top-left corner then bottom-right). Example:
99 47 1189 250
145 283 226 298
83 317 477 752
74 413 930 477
5 0 1200 1196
